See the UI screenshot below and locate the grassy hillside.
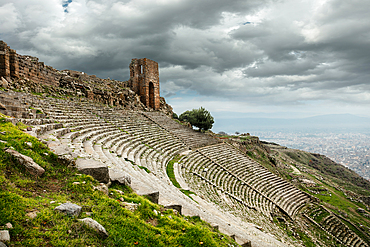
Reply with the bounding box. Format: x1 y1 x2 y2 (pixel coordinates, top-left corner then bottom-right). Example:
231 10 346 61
216 134 370 246
0 118 239 247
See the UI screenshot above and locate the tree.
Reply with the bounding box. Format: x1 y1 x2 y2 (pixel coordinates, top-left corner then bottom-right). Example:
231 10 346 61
179 107 214 131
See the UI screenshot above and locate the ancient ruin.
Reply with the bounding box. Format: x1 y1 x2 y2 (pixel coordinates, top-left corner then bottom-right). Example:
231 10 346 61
129 58 160 110
1 40 370 247
0 41 162 111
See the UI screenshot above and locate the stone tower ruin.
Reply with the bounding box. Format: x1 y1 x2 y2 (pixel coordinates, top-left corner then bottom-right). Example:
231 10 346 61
129 58 160 110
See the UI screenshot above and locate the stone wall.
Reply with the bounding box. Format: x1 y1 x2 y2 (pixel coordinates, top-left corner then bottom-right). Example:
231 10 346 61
0 41 61 86
129 58 160 110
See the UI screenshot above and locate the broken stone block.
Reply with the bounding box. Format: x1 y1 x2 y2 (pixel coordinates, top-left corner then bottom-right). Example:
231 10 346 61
76 158 109 183
109 169 131 186
54 203 81 216
241 240 252 247
141 191 159 204
5 148 45 176
78 218 108 238
0 231 10 242
210 223 219 231
164 204 182 215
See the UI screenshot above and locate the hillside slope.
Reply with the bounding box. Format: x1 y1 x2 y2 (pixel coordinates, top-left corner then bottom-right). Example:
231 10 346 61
0 86 369 247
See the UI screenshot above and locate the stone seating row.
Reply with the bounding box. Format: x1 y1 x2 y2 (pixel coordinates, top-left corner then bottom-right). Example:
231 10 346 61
180 143 309 218
180 152 276 218
321 215 367 247
304 206 368 247
14 94 289 246
199 143 310 217
143 112 219 148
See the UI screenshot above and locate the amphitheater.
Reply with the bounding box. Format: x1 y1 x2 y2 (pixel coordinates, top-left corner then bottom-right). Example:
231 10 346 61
1 41 369 247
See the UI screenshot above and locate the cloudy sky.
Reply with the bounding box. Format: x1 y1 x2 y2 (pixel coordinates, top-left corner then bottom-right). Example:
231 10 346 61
1 0 370 130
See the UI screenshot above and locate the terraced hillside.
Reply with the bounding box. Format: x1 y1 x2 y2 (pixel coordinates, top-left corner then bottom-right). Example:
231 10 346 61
1 89 370 247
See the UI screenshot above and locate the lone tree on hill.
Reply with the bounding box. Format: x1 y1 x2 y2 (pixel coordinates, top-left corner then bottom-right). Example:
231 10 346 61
179 107 214 131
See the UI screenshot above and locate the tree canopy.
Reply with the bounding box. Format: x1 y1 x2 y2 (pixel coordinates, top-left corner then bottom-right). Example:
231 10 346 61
179 107 214 131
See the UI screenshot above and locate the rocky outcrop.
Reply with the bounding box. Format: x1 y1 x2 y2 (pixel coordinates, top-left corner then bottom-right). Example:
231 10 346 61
5 148 45 176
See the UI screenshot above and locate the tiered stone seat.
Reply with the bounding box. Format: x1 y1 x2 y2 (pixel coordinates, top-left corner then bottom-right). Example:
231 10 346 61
0 90 43 119
304 206 369 247
321 215 368 247
143 112 219 148
181 143 310 218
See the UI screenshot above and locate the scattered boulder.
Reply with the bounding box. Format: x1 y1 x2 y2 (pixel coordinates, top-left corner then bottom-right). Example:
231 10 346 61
78 218 108 238
54 203 81 216
5 148 45 176
0 231 10 242
76 158 109 183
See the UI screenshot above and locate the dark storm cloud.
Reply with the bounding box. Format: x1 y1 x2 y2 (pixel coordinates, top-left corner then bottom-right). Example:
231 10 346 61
1 0 370 115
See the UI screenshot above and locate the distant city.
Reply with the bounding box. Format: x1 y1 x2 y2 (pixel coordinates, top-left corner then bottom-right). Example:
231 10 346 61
213 114 370 180
255 131 370 180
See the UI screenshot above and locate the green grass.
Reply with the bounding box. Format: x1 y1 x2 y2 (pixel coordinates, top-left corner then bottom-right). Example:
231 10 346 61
0 119 239 247
166 156 181 189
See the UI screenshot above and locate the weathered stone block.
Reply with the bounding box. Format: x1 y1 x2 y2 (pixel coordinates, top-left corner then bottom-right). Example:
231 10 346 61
142 191 159 204
5 148 45 176
164 204 182 215
109 168 131 186
76 158 109 183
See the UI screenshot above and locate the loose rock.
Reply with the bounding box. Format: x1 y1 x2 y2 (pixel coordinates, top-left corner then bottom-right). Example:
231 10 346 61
78 218 108 238
0 241 7 247
122 202 139 212
26 211 39 219
54 203 81 216
0 231 10 242
4 223 12 229
5 149 45 176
